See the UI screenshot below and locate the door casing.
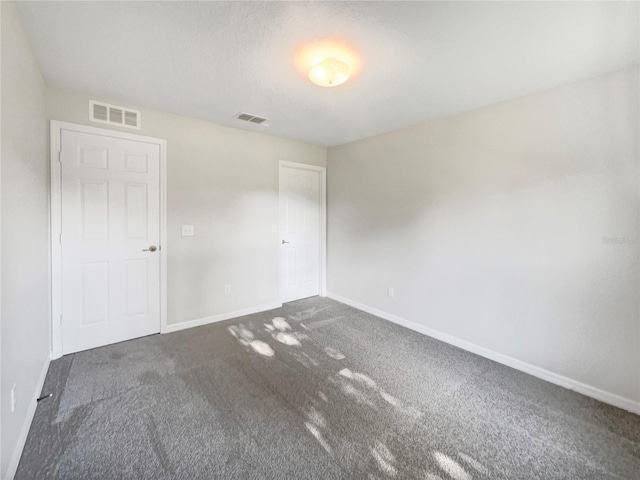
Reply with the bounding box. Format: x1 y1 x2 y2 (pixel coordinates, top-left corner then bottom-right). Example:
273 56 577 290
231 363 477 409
50 121 168 359
278 160 327 303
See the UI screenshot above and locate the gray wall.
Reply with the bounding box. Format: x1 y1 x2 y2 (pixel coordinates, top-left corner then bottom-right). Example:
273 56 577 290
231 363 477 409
1 2 50 477
328 67 640 406
46 86 327 326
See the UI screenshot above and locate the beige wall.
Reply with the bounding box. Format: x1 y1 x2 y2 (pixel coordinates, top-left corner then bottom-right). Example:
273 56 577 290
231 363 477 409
1 2 50 477
328 67 640 407
46 86 326 326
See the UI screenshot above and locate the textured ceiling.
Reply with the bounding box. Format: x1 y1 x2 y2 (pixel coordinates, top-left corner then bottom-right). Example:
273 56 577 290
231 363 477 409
16 1 639 147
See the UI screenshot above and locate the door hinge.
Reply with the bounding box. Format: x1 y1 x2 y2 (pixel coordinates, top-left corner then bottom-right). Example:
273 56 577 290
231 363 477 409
59 233 62 244
59 314 63 325
58 151 62 163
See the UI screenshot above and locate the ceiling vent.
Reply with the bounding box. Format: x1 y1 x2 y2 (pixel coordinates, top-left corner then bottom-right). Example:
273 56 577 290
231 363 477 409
235 112 269 126
90 100 141 129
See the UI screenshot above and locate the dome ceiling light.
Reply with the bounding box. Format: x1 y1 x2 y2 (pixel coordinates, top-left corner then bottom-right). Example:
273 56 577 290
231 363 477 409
295 39 361 89
308 57 351 87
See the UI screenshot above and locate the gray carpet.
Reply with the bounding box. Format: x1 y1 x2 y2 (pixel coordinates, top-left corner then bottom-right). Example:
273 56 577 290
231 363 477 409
16 297 640 479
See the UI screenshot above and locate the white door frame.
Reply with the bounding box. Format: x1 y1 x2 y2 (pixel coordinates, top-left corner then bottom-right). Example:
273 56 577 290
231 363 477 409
278 160 327 302
50 121 168 359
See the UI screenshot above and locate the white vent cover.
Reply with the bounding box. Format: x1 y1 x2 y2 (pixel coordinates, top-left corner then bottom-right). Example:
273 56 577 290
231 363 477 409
90 100 141 129
235 112 269 125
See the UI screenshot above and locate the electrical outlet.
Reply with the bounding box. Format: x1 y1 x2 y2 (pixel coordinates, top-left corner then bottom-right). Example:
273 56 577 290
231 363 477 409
10 384 16 412
181 225 194 237
224 284 231 295
388 287 394 298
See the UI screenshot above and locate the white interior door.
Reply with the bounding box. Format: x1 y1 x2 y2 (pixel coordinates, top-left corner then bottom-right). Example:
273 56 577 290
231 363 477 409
280 164 322 302
60 129 161 354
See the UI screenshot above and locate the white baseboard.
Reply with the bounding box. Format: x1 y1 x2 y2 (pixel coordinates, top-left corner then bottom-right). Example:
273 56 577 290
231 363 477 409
327 292 640 415
4 356 51 480
163 302 283 334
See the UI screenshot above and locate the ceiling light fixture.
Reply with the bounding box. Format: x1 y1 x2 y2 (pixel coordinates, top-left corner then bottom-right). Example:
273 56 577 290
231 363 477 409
308 58 351 87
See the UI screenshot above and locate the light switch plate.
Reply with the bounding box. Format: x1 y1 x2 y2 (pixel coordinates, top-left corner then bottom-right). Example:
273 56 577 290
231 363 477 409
182 225 194 237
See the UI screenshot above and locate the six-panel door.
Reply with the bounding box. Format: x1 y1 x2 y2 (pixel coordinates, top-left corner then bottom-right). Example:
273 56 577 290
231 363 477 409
280 165 321 302
60 130 161 354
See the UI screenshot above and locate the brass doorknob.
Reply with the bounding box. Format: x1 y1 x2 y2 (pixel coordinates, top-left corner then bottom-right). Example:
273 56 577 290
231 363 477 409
143 245 158 252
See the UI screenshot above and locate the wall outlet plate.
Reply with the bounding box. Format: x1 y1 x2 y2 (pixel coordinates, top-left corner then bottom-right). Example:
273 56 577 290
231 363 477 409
182 225 194 237
11 384 16 412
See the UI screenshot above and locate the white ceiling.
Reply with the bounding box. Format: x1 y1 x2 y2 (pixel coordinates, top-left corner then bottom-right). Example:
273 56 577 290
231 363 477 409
17 1 639 147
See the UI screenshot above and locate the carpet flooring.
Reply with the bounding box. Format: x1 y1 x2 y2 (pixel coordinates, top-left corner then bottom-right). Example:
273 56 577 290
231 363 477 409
17 297 640 479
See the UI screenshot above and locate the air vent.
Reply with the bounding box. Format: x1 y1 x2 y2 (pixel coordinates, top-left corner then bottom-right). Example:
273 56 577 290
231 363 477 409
90 101 141 129
235 112 269 126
